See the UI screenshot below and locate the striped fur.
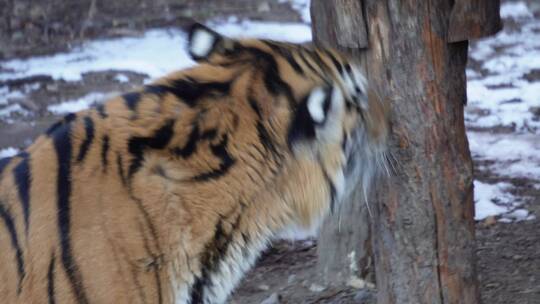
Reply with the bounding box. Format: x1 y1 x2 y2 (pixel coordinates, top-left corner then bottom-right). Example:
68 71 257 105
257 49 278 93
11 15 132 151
0 23 389 304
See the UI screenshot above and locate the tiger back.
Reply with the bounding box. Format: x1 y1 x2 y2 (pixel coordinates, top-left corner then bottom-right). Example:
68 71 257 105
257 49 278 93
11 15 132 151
0 23 389 304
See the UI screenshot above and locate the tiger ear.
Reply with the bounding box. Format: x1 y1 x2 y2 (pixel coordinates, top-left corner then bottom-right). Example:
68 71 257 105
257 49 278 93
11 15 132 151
187 23 223 61
307 87 331 124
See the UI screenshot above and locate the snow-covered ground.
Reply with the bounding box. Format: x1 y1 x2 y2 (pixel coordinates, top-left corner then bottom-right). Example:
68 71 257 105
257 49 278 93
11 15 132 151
467 1 540 221
0 147 18 158
0 0 538 222
0 22 311 84
47 92 108 115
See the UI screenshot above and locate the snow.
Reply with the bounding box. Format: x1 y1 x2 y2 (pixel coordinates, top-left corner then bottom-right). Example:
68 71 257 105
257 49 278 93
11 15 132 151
500 2 534 19
0 104 28 118
474 181 520 220
0 21 311 88
0 29 193 82
466 1 540 221
114 74 129 83
0 147 19 158
0 16 311 113
47 92 107 115
504 209 532 221
0 86 30 105
466 6 540 132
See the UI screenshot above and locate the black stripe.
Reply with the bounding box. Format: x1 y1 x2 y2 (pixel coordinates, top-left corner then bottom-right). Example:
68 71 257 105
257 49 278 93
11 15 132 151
51 123 89 304
297 50 322 77
13 152 30 233
101 135 110 171
190 277 205 303
247 47 296 109
48 252 56 304
96 104 108 119
284 52 304 75
127 120 175 178
192 135 235 181
256 122 281 159
224 45 298 110
189 220 228 303
63 113 77 123
123 92 142 111
171 124 217 159
248 97 263 119
46 113 77 136
144 79 231 107
287 95 316 148
325 50 344 74
172 124 200 158
76 117 95 163
310 49 330 71
0 156 12 176
116 153 127 186
46 121 64 136
263 41 304 75
344 63 353 74
143 85 169 96
248 97 282 160
189 207 245 303
322 87 333 123
0 202 25 293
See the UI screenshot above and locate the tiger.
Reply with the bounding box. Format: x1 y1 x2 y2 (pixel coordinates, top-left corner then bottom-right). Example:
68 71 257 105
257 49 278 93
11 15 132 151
0 23 389 304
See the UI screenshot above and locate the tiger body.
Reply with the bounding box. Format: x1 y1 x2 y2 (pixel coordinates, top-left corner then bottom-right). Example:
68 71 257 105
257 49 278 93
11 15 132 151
0 24 388 304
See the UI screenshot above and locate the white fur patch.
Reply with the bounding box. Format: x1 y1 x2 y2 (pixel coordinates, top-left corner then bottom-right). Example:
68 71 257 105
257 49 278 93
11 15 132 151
350 64 368 109
202 236 270 304
190 29 216 58
170 233 271 304
317 84 345 143
307 87 327 123
334 167 346 202
341 64 368 109
342 71 356 97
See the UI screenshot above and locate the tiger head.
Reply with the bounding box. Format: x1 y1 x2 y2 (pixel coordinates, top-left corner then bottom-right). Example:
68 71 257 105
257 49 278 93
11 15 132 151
186 23 390 232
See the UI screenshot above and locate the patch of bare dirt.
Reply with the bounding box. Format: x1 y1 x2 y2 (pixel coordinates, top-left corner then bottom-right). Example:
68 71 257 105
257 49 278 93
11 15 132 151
231 240 375 304
0 70 146 148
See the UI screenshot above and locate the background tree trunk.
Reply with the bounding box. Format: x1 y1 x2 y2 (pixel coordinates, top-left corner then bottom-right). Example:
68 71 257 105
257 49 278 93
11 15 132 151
312 1 500 303
316 186 374 288
311 0 374 289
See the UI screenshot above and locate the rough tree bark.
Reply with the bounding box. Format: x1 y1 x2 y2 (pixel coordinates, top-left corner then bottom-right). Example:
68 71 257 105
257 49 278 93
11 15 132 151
312 0 373 289
311 1 501 303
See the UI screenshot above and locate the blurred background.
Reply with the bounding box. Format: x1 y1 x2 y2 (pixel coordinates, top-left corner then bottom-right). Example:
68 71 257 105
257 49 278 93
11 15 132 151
1 0 539 303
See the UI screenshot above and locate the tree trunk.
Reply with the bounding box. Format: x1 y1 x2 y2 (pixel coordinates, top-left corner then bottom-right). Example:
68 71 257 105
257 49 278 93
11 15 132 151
312 1 500 303
311 0 374 289
316 186 374 287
